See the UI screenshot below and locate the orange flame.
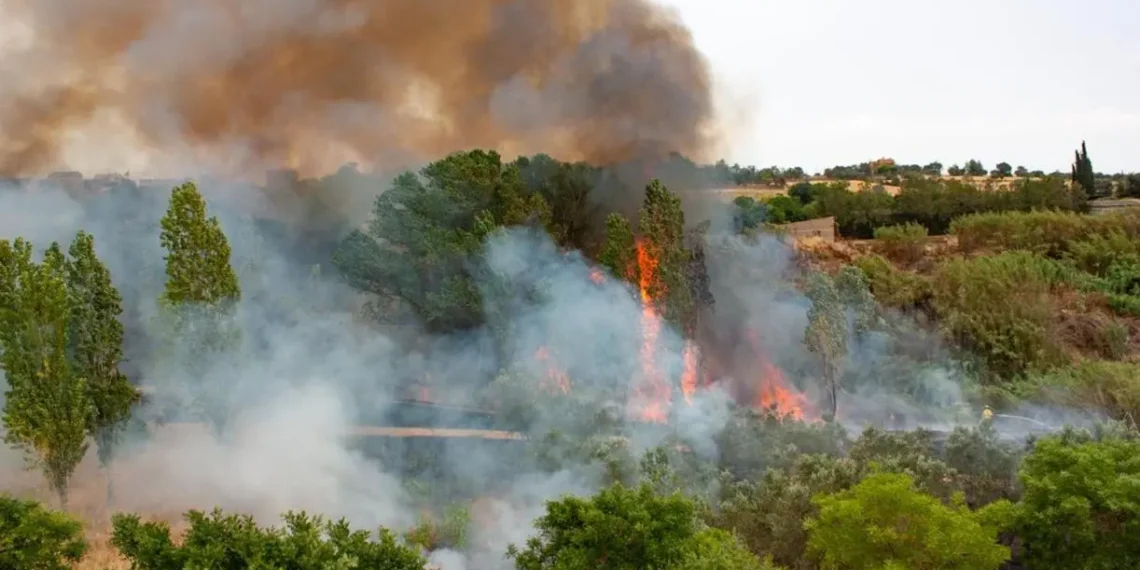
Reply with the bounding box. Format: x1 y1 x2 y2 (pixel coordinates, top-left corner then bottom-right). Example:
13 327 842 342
629 238 670 423
534 346 571 394
746 330 813 420
681 343 698 403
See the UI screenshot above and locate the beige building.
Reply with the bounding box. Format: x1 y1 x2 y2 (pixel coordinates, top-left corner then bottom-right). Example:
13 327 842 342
782 216 837 242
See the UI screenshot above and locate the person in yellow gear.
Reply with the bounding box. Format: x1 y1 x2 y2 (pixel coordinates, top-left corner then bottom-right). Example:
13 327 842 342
981 405 994 424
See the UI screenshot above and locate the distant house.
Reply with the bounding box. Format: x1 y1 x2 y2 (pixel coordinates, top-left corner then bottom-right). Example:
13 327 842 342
1089 198 1140 215
782 216 836 242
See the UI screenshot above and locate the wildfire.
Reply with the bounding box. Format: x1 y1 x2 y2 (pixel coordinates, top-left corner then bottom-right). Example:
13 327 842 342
534 346 571 394
746 330 813 420
629 238 671 423
681 343 698 403
589 267 605 284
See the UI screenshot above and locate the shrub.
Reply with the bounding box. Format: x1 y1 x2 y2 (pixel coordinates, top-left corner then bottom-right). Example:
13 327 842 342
110 509 425 570
0 494 87 570
852 254 932 310
952 210 1140 257
930 252 1076 379
805 472 1011 570
873 222 928 264
1014 431 1140 569
1021 360 1140 424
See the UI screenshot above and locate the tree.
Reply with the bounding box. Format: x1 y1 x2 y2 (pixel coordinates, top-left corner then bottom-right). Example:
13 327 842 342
921 162 943 176
1071 141 1095 198
1121 173 1140 198
0 241 91 508
508 483 765 570
947 164 965 176
158 182 241 434
64 231 138 501
333 150 550 334
804 273 847 420
1014 165 1029 177
599 213 637 281
964 160 986 177
160 182 241 308
1013 430 1140 569
805 472 1011 570
0 494 87 570
111 509 426 570
993 162 1012 178
639 180 694 332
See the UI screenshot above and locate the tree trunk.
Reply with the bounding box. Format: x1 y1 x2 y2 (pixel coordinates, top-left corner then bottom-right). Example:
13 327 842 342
56 485 69 511
824 366 838 421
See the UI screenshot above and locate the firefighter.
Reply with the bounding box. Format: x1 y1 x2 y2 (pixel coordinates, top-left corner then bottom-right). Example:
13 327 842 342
981 405 994 424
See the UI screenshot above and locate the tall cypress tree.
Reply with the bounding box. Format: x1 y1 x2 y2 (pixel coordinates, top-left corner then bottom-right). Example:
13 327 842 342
638 180 694 333
1071 141 1095 198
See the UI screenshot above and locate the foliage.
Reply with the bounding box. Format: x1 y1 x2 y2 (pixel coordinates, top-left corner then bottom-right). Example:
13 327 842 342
403 504 471 551
952 210 1140 258
639 180 694 332
111 509 426 570
508 482 765 570
1013 430 1140 569
599 213 637 281
930 252 1075 379
0 494 87 570
804 472 1011 570
64 231 139 474
1019 360 1140 429
872 222 928 265
0 240 91 508
1071 141 1096 198
333 150 549 333
804 273 848 419
159 182 241 307
851 254 931 310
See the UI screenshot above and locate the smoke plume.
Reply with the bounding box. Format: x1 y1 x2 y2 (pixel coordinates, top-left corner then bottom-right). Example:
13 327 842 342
0 0 719 177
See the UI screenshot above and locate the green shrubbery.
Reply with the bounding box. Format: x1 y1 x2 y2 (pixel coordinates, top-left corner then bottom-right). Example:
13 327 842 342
872 222 929 264
0 494 87 570
951 210 1140 257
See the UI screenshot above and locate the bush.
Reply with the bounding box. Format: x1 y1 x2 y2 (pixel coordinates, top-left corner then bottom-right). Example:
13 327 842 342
1020 360 1140 424
805 472 1011 570
852 254 932 310
0 494 87 570
952 210 1140 257
110 509 426 570
873 222 928 264
930 252 1077 379
1014 430 1140 569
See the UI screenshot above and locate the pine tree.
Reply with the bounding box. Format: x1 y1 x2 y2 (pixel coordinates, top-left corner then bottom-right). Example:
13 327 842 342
158 182 241 435
599 213 637 282
804 272 847 421
65 231 139 501
0 241 91 508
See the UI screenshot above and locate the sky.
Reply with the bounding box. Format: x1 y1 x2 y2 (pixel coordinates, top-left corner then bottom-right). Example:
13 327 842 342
660 0 1140 173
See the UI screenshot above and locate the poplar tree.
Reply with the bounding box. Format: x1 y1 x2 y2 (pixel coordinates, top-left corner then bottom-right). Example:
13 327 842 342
158 182 241 435
0 240 91 508
1071 140 1095 197
66 231 139 500
804 273 847 421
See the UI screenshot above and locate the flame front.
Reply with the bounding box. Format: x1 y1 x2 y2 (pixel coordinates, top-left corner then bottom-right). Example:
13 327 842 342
534 346 571 394
681 343 698 403
629 238 670 423
746 329 813 419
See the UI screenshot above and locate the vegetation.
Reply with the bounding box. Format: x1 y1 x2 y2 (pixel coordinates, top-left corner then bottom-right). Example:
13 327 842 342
1 144 1139 569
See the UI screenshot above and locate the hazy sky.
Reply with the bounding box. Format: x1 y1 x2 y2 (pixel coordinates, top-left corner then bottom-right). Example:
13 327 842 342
660 0 1139 173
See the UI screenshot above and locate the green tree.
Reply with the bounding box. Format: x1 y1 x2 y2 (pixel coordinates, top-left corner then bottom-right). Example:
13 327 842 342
111 509 425 570
993 162 1013 178
921 162 943 176
1071 141 1095 198
64 231 139 500
0 494 87 570
947 164 965 176
333 150 550 333
158 182 241 434
1014 165 1029 177
508 483 764 570
0 242 91 508
1013 429 1140 569
639 180 694 332
805 472 1010 570
599 213 637 281
804 273 847 420
965 160 986 177
159 182 241 308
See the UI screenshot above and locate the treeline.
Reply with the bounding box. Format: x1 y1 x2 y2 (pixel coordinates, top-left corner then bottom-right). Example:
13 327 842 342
5 418 1138 570
733 175 1089 237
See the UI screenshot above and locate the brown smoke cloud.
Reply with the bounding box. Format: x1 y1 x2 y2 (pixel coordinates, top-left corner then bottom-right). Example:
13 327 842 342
0 0 721 178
